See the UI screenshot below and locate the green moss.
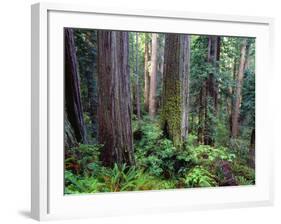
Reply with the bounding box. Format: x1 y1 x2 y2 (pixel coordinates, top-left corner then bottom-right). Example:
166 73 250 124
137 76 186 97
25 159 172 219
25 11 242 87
160 80 183 148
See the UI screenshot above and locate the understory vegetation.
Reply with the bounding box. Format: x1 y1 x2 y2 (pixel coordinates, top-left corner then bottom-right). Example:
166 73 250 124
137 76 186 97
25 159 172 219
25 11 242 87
65 117 254 194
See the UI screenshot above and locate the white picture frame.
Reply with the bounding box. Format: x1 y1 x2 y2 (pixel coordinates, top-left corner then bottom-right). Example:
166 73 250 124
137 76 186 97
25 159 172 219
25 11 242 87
31 2 274 221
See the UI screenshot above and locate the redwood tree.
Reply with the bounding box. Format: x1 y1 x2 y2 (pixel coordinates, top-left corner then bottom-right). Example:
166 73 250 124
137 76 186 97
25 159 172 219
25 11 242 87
204 36 220 145
135 32 141 120
97 31 134 167
161 34 190 148
64 28 87 147
144 33 150 112
149 33 158 118
231 38 248 138
198 36 220 145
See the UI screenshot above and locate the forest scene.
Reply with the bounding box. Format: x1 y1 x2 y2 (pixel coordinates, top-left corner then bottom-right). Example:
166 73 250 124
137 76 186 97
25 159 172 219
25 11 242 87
64 27 255 194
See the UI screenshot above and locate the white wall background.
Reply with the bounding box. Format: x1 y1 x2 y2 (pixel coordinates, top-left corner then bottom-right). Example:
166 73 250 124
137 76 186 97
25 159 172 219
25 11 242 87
0 0 279 223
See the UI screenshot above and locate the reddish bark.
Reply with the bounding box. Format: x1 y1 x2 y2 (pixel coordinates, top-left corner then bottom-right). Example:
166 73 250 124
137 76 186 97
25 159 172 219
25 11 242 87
231 38 248 138
64 28 87 146
97 31 134 167
144 33 150 112
149 33 158 118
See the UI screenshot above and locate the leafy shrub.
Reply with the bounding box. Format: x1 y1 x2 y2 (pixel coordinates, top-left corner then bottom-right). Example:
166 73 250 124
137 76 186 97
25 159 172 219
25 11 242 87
65 164 166 193
137 138 176 178
98 164 142 192
187 145 236 166
184 166 217 187
134 120 178 178
157 180 177 189
228 138 250 162
236 176 254 185
214 118 230 147
65 170 105 194
186 133 198 146
65 144 103 176
65 119 254 194
231 162 255 183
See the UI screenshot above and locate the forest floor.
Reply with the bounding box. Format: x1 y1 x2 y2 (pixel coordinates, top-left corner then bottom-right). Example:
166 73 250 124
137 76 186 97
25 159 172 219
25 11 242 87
64 117 255 194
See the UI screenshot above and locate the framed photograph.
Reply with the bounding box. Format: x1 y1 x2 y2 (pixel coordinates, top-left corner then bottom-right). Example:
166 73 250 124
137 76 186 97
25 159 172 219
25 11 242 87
31 2 274 221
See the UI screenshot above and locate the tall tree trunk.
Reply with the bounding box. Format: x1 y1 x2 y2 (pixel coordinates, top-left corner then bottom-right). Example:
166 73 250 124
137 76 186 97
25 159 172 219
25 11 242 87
135 33 141 120
157 36 165 111
198 85 205 144
97 31 134 167
64 28 87 146
149 33 158 118
161 34 190 148
144 33 150 112
248 128 255 169
202 36 220 145
179 35 190 142
64 112 78 148
231 38 248 138
229 57 238 136
85 69 97 141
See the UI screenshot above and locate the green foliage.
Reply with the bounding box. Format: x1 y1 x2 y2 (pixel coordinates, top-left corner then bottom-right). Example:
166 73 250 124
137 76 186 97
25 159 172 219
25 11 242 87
135 121 177 177
64 170 104 194
186 133 198 146
235 176 254 185
229 137 250 162
214 117 230 147
236 176 255 185
187 145 236 165
65 163 169 194
65 119 255 194
160 82 183 148
231 162 255 182
65 144 103 176
184 166 217 187
241 69 255 127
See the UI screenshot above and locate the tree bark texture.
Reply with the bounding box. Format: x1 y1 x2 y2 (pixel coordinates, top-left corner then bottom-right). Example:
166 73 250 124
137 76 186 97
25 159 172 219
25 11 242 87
135 33 141 120
198 83 206 144
64 112 78 148
162 34 190 148
229 57 238 135
201 36 220 145
144 33 150 112
231 38 248 138
85 69 98 140
179 35 190 142
149 33 158 118
97 30 134 167
64 28 87 145
157 36 165 111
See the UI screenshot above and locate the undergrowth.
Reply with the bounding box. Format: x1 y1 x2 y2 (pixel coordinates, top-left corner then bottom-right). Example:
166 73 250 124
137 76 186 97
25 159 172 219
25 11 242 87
65 118 255 194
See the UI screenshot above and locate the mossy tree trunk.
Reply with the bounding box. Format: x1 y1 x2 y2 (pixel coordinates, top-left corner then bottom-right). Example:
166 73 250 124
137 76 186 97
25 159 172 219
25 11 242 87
64 28 87 147
161 34 190 148
97 30 135 167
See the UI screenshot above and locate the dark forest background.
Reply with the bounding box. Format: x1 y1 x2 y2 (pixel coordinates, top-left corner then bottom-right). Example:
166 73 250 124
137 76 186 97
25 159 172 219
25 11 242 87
64 28 255 194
